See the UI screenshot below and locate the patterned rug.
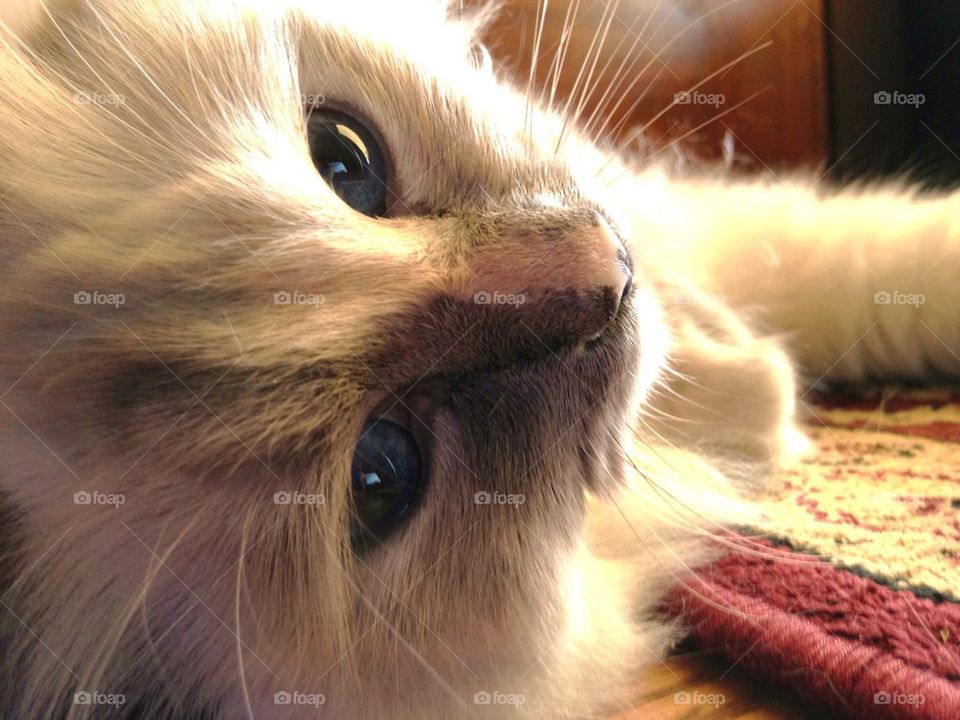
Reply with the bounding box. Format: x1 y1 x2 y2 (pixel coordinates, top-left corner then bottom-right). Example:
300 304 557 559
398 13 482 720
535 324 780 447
665 389 960 719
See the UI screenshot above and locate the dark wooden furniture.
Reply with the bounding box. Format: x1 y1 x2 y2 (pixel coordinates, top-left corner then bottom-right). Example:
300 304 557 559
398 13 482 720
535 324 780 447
479 0 960 185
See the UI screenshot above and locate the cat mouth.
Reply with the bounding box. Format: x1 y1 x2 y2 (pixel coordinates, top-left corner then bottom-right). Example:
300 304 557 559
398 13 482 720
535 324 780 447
363 324 627 457
366 331 613 449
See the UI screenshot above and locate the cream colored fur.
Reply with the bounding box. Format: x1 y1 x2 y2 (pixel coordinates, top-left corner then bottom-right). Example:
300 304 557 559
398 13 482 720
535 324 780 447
0 2 958 719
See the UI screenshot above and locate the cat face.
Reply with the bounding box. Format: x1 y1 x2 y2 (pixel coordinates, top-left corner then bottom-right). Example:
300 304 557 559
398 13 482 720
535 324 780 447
0 1 668 716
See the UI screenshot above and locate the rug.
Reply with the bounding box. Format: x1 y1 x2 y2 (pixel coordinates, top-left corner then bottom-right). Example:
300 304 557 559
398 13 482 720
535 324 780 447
664 389 960 719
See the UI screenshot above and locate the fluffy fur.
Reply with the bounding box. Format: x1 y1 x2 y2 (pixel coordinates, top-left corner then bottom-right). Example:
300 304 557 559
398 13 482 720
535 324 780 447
0 1 958 718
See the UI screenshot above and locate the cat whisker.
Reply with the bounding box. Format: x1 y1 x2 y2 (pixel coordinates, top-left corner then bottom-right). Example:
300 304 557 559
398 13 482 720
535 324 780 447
638 403 703 426
644 376 724 417
564 0 667 150
354 579 482 719
609 428 820 567
650 366 765 422
69 515 201 720
539 0 580 111
597 40 773 152
525 0 551 140
596 0 750 143
82 2 218 148
35 1 183 158
632 412 683 458
235 512 257 720
603 484 762 620
0 17 161 170
607 84 772 185
554 0 622 153
578 0 673 144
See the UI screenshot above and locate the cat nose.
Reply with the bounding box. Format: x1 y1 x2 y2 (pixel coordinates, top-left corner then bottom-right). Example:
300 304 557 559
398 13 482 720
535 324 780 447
589 214 633 322
546 213 632 339
462 212 634 345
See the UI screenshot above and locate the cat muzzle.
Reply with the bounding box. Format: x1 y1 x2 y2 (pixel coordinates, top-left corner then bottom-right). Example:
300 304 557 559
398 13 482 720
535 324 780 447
462 213 633 345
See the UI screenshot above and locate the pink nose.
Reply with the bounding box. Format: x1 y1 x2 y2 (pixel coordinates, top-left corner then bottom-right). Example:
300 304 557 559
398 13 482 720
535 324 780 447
587 214 632 318
461 212 634 343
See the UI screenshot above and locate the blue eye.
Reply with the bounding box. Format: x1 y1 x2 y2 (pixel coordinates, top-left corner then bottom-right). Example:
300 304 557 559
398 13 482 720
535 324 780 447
307 109 389 217
351 419 422 549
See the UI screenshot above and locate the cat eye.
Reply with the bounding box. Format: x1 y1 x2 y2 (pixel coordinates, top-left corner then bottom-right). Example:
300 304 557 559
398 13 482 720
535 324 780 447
306 109 389 217
351 419 422 549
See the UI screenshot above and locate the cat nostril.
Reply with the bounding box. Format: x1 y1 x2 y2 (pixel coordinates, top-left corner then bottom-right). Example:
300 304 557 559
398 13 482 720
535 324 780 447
597 217 633 322
605 260 631 326
617 259 633 310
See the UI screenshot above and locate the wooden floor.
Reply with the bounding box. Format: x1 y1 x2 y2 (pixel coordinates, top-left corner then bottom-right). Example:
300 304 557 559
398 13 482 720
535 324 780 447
613 647 837 719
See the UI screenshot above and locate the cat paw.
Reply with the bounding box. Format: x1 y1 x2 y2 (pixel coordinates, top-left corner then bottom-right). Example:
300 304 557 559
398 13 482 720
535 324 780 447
645 289 810 478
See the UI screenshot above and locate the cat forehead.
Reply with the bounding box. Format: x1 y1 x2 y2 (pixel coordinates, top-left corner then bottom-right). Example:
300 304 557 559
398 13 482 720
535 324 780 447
15 0 517 147
4 0 580 218
3 0 484 54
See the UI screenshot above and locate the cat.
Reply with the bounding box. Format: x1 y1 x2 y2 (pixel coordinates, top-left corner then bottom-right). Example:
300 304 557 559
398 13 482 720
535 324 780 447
0 1 957 718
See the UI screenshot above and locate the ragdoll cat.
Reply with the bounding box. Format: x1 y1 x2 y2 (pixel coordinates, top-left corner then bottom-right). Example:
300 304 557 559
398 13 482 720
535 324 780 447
0 1 958 718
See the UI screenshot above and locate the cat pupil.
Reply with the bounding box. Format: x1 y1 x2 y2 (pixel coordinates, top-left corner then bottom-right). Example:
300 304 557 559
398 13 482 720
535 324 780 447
325 161 348 176
307 110 388 217
350 420 422 549
360 471 382 489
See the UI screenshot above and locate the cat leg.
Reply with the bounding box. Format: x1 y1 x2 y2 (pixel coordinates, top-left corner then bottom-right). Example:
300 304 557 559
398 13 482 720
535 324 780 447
616 169 960 383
